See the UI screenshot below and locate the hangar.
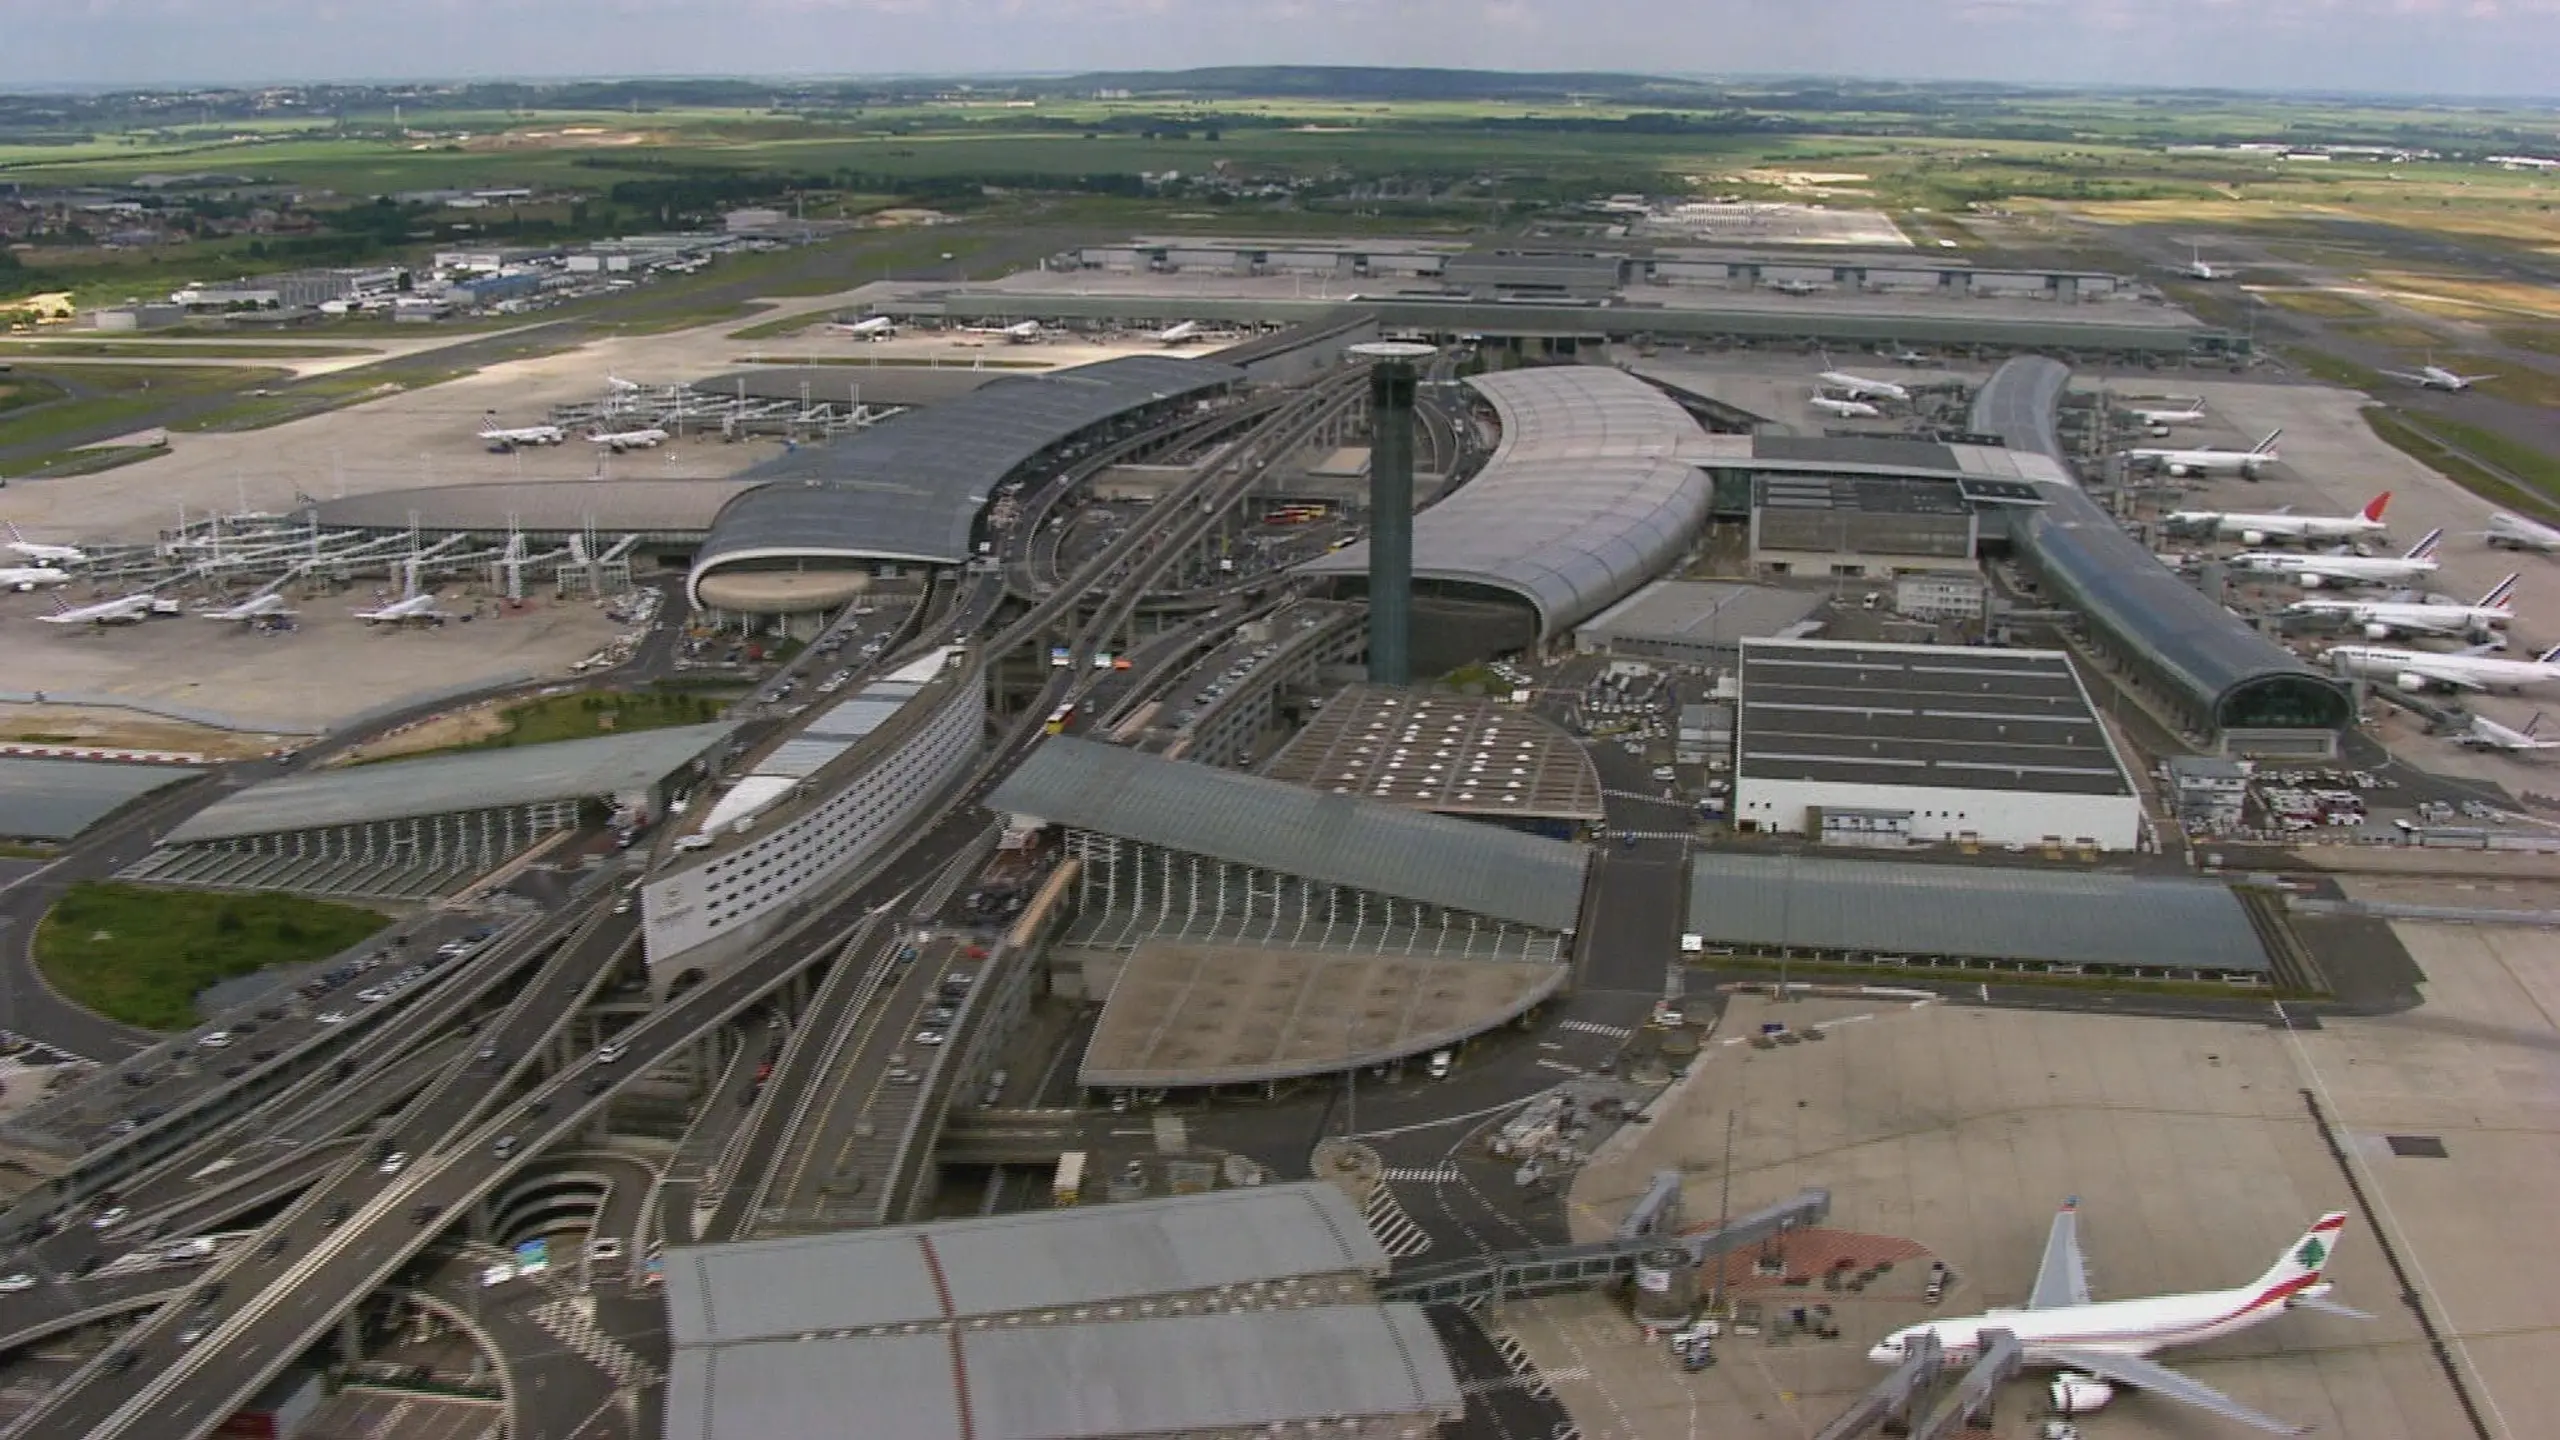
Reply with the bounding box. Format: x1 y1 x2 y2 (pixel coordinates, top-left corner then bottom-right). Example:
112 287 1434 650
663 1183 1462 1440
128 724 731 899
1730 637 2143 851
1298 366 1720 669
1973 357 2351 754
687 355 1240 614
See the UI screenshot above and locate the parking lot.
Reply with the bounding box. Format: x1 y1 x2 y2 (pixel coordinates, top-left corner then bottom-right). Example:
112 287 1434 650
1515 984 2523 1439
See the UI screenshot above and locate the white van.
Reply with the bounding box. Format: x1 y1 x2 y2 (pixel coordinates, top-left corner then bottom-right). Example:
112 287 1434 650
1427 1050 1453 1080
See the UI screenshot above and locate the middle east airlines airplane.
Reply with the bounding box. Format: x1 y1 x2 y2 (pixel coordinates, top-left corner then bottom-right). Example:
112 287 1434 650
1816 367 1909 402
2123 429 2282 478
2166 491 2390 546
589 428 669 452
1868 1202 2359 1435
2325 639 2560 693
2286 573 2517 641
1809 393 1883 419
2232 527 2443 589
478 424 566 447
4 522 86 567
2484 512 2560 552
354 592 455 627
0 565 73 591
41 592 163 627
2382 359 2496 392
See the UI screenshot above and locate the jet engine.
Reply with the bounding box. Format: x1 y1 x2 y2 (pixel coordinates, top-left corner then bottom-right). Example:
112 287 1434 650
2397 673 2430 693
2050 1374 2116 1415
2296 574 2330 589
2167 463 2197 478
2239 529 2270 547
2364 622 2396 641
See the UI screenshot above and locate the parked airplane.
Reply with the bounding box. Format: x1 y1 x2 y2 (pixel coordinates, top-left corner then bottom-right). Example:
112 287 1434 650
202 593 296 624
4 523 85 566
0 565 73 591
604 375 642 393
2381 359 2496 392
1770 278 1823 296
1879 343 1929 365
2126 397 2208 427
2459 710 2560 752
2484 512 2560 552
2327 639 2560 693
354 592 455 627
1868 1202 2358 1435
2286 573 2517 640
2122 429 2282 479
1817 367 1909 403
963 320 1045 343
1153 320 1203 345
2169 245 2234 281
1810 393 1883 419
589 427 668 452
477 423 566 447
2232 527 2443 588
2165 491 2390 546
41 592 164 626
827 316 897 339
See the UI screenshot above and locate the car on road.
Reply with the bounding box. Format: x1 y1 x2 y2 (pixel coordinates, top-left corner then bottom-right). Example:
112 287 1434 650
595 1041 628 1065
492 1135 517 1158
355 987 387 1005
377 1151 408 1175
197 1032 230 1049
913 1030 945 1047
317 1011 347 1025
177 1322 208 1346
90 1207 127 1230
0 1273 33 1293
584 1075 611 1095
321 1202 351 1229
478 1044 501 1062
886 1068 917 1084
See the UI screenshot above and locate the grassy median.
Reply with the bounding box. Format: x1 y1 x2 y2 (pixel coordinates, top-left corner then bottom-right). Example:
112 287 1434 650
35 883 386 1030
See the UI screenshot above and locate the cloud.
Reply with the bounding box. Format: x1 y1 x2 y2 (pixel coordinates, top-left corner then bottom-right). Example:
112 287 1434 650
4 0 2557 96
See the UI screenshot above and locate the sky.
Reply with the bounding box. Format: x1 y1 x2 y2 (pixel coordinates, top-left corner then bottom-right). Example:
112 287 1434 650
8 0 2560 100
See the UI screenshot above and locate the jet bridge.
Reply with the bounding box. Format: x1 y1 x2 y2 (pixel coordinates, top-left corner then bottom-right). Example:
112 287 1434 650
1812 1331 1942 1440
1908 1328 2022 1440
1379 1188 1828 1307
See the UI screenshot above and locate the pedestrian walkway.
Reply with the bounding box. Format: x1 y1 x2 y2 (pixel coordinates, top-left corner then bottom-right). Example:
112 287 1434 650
1378 1165 1460 1184
1360 1183 1433 1259
530 1296 662 1388
1558 1019 1630 1041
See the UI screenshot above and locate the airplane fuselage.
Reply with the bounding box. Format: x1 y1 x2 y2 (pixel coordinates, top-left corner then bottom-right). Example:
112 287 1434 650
2327 646 2560 691
1888 1281 2302 1367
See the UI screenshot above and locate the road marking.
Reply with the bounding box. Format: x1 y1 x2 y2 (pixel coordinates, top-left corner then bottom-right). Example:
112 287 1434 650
1558 1019 1631 1040
1359 1185 1432 1259
1379 1165 1460 1184
1533 1058 1584 1075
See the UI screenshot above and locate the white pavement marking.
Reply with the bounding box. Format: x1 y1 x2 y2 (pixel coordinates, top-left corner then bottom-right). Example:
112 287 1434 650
1534 1058 1585 1074
1559 1019 1632 1040
528 1296 662 1388
1379 1165 1461 1184
1359 1185 1433 1259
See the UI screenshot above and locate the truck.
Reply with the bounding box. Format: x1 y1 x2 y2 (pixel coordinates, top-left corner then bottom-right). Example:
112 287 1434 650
1052 1150 1087 1207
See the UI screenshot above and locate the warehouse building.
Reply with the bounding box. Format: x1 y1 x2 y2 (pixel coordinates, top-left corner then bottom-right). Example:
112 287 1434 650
1684 853 2280 985
643 648 983 995
129 724 731 899
1732 637 2143 851
1574 580 1828 667
663 1183 1461 1440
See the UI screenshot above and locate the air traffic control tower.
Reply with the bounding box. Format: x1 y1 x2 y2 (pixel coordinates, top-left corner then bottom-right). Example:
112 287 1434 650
1352 341 1434 687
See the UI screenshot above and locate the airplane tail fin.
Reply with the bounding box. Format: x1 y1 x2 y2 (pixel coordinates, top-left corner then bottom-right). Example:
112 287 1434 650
2252 429 2284 456
2406 527 2445 560
2528 712 2546 739
2539 643 2560 666
2483 573 2522 608
2249 1213 2348 1306
2361 492 2392 523
4 521 23 544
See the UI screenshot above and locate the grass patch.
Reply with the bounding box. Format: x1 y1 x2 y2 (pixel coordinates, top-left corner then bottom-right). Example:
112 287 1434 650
2255 288 2378 320
0 364 280 452
2363 408 2560 517
35 882 386 1030
728 311 825 342
0 340 374 359
2277 345 2385 393
461 689 726 753
2331 321 2452 351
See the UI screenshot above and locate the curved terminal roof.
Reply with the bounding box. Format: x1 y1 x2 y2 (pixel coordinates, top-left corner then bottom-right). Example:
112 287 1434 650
1296 366 1715 639
1975 358 2349 732
314 479 757 538
688 355 1238 604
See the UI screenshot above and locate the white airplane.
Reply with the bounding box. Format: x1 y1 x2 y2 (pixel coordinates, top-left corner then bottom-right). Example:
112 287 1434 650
2170 245 2233 281
477 424 566 447
604 375 642 393
2459 710 2560 752
589 428 668 452
1869 1203 2358 1435
2327 639 2560 693
1817 366 1908 403
1770 278 1823 296
2287 573 2517 641
2381 359 2496 392
1810 393 1883 419
202 593 296 624
0 565 73 591
2166 491 2391 547
2233 527 2443 588
828 316 897 339
1153 320 1203 345
2486 512 2560 552
41 592 161 627
2126 397 2208 427
354 592 455 627
4 523 85 567
2123 429 2282 479
1879 343 1928 365
962 320 1045 344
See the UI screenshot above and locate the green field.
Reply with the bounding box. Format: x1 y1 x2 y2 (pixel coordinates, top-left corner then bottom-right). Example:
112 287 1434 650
458 689 727 755
0 363 282 453
0 339 373 359
36 883 386 1030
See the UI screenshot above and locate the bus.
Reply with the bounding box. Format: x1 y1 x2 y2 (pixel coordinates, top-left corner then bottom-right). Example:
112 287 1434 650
1043 702 1077 735
1052 1150 1087 1206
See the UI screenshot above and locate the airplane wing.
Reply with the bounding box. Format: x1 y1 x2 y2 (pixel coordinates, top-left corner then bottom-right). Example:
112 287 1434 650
2462 373 2499 385
2378 370 2427 384
2026 1203 2092 1310
2394 659 2488 692
2041 1348 2307 1435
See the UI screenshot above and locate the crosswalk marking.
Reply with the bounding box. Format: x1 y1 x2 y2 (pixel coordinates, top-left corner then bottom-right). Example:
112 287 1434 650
530 1297 663 1388
1460 1366 1589 1397
1558 1019 1631 1040
1534 1058 1584 1074
1379 1165 1460 1184
1360 1184 1432 1259
1610 830 1694 842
